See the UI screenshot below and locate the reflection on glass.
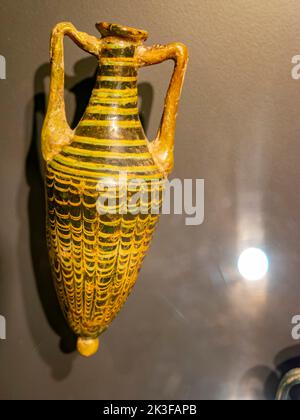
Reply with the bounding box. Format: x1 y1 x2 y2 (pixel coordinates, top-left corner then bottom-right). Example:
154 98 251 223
237 247 269 281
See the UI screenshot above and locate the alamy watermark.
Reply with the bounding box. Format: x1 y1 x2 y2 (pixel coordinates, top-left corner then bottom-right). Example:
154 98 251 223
291 315 300 340
291 55 300 80
0 315 6 340
95 174 204 226
0 55 6 80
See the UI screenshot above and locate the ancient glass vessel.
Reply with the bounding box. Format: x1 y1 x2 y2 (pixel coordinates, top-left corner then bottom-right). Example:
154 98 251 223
42 22 188 357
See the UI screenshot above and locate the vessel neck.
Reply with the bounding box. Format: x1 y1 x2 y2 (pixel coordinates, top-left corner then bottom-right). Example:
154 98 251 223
89 40 139 109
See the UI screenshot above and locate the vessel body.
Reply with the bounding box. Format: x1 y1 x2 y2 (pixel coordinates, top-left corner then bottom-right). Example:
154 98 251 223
46 38 162 340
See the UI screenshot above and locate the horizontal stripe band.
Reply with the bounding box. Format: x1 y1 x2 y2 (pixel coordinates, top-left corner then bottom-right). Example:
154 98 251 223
100 57 136 62
90 96 138 104
97 76 137 82
95 81 137 91
73 136 147 146
54 154 157 172
101 43 136 50
79 120 141 128
86 106 139 115
63 146 152 160
49 161 162 180
99 59 138 67
98 65 137 77
93 88 137 96
83 113 139 122
91 95 137 101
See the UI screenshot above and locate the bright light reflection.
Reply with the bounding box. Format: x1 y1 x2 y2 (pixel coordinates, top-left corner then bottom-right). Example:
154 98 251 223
238 247 269 281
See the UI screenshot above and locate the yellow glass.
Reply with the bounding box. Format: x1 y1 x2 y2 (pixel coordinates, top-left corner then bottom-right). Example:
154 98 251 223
42 22 188 356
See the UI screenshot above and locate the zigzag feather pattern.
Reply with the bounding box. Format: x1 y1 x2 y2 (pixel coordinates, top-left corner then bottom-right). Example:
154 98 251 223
46 172 163 337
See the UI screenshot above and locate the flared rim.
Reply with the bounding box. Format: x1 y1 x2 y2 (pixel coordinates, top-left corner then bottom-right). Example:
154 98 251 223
96 22 148 41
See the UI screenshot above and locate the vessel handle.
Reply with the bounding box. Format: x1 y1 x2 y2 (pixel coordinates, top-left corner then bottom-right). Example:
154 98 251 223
42 22 101 162
276 368 300 400
137 42 188 175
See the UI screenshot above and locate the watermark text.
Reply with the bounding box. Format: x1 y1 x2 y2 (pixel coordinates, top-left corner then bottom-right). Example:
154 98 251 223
291 315 300 340
95 174 204 226
0 315 6 340
0 55 6 80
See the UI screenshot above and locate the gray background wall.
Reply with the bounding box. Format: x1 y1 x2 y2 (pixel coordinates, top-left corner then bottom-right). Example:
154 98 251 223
1 0 300 400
